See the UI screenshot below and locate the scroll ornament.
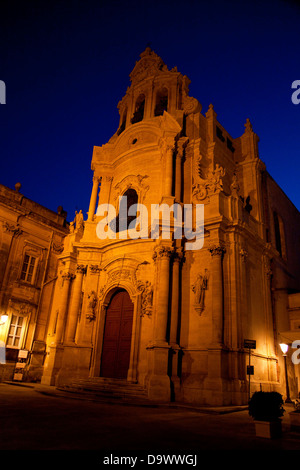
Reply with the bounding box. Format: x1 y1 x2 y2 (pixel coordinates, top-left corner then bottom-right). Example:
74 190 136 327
192 164 225 201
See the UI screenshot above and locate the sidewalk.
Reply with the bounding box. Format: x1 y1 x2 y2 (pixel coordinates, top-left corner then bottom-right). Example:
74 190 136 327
0 381 300 452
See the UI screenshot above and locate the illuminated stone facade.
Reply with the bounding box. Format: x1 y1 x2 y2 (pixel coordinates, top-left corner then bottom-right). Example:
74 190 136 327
4 48 297 406
0 183 68 381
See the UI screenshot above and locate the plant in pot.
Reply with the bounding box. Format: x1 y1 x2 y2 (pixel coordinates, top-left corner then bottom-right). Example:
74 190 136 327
289 398 300 432
248 391 285 438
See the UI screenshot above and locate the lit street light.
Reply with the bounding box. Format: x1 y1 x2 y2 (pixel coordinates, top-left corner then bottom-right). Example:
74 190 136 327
279 343 292 403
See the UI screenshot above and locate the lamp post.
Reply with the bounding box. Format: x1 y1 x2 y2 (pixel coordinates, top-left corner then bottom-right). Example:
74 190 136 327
279 343 292 403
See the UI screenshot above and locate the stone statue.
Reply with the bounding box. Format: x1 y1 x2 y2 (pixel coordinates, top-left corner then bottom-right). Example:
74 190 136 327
192 270 209 315
86 290 97 321
73 209 84 231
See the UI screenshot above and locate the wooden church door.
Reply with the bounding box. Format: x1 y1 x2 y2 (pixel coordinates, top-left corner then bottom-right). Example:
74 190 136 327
100 290 134 379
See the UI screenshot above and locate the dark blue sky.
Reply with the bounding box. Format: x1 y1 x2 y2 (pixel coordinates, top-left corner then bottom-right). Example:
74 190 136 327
1 0 300 221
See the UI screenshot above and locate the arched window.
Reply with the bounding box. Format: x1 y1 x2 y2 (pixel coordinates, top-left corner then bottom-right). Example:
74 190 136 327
115 188 139 233
131 94 145 124
273 211 287 259
154 88 168 116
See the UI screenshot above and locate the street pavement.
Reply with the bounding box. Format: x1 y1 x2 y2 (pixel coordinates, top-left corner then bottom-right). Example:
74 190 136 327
0 381 299 460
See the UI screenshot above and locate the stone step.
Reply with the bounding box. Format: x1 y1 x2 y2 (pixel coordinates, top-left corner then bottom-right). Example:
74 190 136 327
57 377 148 401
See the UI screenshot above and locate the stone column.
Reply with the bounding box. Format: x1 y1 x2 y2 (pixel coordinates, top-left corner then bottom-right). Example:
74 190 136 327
160 140 174 198
208 245 226 346
97 175 113 207
55 272 74 344
147 245 173 402
169 249 183 401
153 245 173 344
88 175 101 220
65 265 86 343
175 138 188 202
169 250 182 346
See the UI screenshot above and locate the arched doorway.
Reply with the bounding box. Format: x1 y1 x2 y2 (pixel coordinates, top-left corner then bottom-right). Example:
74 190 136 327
100 289 134 379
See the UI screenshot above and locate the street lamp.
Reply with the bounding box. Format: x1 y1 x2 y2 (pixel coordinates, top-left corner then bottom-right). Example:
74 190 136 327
279 343 292 403
0 314 8 326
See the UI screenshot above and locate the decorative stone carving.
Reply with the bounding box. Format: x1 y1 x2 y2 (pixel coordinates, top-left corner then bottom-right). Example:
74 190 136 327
3 222 23 237
9 299 33 316
61 272 75 286
208 245 226 257
114 174 149 204
109 269 132 283
52 242 64 254
76 264 87 274
73 210 84 231
129 47 166 84
192 164 225 201
139 281 153 317
153 245 173 261
230 172 240 197
86 290 97 321
182 75 202 115
89 264 101 274
239 248 248 262
192 270 209 315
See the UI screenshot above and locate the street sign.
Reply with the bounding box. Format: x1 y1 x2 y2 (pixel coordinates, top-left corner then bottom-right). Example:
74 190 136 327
247 365 254 375
244 339 256 349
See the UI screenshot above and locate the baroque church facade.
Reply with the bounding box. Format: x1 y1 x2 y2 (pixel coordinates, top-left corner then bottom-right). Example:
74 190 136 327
2 48 300 406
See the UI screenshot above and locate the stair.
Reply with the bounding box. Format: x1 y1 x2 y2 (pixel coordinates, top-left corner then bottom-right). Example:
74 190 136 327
57 377 149 403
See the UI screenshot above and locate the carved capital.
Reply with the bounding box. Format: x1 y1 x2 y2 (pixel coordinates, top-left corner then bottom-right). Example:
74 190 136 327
89 264 101 274
153 245 173 261
208 245 226 258
93 175 101 185
239 249 248 262
62 272 75 282
76 264 87 274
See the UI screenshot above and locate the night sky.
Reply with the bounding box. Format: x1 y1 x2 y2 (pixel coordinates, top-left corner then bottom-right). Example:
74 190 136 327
1 0 300 222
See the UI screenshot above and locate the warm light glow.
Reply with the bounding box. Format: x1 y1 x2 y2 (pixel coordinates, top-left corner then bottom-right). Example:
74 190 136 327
0 314 8 325
279 343 289 355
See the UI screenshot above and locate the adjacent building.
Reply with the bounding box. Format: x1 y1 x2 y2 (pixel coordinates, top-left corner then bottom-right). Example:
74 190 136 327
0 182 68 381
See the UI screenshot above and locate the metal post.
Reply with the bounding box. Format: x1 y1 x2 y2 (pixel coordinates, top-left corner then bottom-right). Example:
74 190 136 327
248 347 251 400
284 354 292 403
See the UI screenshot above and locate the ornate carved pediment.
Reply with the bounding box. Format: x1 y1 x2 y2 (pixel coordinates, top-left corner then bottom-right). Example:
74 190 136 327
114 174 149 204
9 299 34 316
130 48 166 84
98 258 153 315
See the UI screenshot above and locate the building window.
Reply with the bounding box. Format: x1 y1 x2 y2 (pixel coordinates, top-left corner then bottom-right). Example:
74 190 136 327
114 188 139 233
131 94 145 124
117 108 127 135
226 137 235 153
154 88 168 116
20 254 37 284
273 211 287 259
7 314 25 348
216 126 225 142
